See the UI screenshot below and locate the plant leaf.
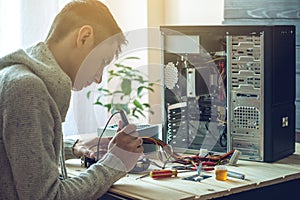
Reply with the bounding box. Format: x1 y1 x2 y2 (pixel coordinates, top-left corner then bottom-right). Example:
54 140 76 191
87 91 91 99
88 56 155 120
94 101 103 106
133 99 143 110
149 110 154 115
121 79 132 95
137 86 154 97
105 104 112 111
124 56 140 60
146 87 154 92
136 109 146 118
115 63 132 70
137 87 143 97
98 87 110 93
132 108 140 119
143 103 150 108
111 90 124 95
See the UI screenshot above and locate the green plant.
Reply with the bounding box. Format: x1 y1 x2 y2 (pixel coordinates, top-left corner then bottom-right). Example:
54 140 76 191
87 57 156 119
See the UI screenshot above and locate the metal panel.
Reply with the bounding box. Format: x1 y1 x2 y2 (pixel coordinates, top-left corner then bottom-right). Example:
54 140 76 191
297 46 300 132
227 33 264 161
223 20 300 45
297 74 300 100
296 101 300 132
224 0 300 135
297 46 300 74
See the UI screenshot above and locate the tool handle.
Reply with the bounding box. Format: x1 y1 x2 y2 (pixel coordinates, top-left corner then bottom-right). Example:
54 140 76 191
227 171 245 180
150 170 178 179
119 110 129 126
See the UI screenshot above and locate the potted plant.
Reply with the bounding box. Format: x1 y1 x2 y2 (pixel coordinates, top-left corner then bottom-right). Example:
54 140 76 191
87 56 156 121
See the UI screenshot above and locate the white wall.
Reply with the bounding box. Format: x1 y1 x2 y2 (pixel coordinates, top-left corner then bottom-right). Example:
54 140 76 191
165 0 224 25
105 0 149 62
105 0 148 32
0 0 70 56
104 0 225 31
20 0 59 48
0 0 21 56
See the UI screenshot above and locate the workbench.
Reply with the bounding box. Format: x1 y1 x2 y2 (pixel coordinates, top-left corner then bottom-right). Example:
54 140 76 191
65 143 300 200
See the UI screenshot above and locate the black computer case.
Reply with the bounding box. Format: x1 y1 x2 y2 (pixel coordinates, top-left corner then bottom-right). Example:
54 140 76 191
161 25 295 162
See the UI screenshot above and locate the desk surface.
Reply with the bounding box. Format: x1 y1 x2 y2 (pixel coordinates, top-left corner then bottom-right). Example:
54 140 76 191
66 143 300 200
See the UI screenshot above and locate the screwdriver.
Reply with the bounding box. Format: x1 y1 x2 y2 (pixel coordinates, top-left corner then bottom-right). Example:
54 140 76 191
150 169 178 179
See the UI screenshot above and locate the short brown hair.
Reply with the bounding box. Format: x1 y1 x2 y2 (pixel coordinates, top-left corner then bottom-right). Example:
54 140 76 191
46 0 126 55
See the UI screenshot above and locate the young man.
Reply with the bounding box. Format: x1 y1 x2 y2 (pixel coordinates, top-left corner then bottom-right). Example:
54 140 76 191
0 0 143 199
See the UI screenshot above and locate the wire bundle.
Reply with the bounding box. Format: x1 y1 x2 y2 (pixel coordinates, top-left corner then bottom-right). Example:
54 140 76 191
142 136 236 167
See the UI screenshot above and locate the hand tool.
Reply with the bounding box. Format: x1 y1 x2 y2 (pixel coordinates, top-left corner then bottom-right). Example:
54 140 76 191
150 169 178 179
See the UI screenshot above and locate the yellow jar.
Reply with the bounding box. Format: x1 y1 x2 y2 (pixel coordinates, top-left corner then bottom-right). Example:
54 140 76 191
215 165 227 181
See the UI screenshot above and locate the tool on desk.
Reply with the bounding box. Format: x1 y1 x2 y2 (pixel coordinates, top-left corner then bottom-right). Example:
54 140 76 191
228 150 241 165
172 162 215 172
227 171 245 180
150 169 178 179
83 110 130 168
197 162 202 175
182 174 212 182
136 167 181 180
199 148 208 157
136 173 150 180
181 163 212 182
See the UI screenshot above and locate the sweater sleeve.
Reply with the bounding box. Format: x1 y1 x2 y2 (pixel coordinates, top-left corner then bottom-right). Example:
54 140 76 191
2 72 126 200
64 138 78 160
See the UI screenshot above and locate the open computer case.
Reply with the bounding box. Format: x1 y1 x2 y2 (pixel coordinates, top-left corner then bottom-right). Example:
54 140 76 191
161 25 295 162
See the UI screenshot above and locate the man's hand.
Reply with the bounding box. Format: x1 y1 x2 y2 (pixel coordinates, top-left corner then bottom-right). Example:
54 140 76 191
108 123 144 172
73 137 111 159
73 121 144 172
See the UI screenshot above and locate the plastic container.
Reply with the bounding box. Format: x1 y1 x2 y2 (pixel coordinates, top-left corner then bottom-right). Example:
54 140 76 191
215 165 227 181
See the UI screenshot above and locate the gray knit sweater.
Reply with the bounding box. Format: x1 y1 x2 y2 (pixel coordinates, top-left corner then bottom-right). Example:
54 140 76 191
0 42 126 200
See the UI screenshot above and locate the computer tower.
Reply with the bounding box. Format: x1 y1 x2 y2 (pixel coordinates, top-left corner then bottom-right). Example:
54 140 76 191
161 25 295 162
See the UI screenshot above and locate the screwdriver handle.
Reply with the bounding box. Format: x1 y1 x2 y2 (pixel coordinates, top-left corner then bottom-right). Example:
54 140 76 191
150 169 178 179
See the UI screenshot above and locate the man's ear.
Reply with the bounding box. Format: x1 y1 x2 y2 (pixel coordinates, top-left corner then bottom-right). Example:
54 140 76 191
76 25 94 47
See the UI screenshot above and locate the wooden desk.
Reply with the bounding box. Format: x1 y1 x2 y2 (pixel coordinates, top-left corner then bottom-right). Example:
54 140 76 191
66 143 300 200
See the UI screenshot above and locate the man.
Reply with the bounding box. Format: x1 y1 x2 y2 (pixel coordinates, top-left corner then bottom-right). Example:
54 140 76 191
0 0 143 199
